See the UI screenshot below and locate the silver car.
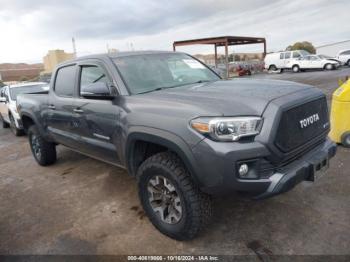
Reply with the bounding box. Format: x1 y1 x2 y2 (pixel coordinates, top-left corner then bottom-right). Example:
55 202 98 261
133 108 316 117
0 82 48 136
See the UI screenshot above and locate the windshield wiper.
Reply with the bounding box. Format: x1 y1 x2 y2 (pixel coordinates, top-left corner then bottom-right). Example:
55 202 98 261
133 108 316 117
137 87 168 94
137 80 214 95
193 80 212 84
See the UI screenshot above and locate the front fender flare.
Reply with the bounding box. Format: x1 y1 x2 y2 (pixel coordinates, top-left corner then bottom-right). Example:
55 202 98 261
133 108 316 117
125 126 201 185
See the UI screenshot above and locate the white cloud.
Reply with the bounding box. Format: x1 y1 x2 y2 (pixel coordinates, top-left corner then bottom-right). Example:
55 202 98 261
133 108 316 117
0 0 349 63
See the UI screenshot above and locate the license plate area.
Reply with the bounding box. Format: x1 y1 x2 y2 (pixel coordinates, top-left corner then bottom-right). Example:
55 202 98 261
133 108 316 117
308 157 329 181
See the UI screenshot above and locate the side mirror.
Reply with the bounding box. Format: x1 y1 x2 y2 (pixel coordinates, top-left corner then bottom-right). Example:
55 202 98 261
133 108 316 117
81 82 116 99
0 97 6 103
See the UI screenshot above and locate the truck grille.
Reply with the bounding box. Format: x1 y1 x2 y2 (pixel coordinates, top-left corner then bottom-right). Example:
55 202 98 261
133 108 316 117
275 97 329 153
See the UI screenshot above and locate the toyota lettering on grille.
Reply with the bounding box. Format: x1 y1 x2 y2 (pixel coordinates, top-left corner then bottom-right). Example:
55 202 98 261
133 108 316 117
299 113 320 129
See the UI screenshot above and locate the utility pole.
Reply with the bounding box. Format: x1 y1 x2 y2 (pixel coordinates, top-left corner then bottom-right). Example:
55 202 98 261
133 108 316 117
72 37 77 58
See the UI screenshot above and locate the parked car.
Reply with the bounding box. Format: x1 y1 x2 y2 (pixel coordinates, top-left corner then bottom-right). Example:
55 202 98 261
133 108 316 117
289 55 340 72
17 51 336 240
264 50 310 71
336 49 350 66
318 54 342 64
0 82 48 136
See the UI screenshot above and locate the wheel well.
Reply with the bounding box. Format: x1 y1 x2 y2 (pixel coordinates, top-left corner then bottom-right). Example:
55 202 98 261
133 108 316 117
21 115 35 133
324 63 331 68
130 140 169 175
268 64 277 70
292 64 299 68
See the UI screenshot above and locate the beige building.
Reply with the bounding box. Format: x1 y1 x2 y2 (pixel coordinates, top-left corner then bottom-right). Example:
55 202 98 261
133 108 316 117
43 50 75 73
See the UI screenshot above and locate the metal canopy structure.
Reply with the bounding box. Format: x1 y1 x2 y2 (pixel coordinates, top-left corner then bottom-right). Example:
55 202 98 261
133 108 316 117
173 36 266 78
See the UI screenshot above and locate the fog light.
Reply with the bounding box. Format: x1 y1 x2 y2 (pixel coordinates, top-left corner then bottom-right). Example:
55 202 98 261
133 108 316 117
239 164 249 176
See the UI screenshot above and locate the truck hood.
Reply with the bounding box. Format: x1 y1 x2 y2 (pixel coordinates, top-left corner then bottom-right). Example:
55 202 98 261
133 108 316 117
131 79 313 117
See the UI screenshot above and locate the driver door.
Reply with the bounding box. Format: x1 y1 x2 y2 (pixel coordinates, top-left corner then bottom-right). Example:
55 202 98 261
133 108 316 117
309 56 321 68
71 61 121 164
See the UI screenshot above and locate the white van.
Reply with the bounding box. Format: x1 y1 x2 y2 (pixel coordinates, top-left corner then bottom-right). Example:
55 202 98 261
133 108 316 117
336 50 350 66
264 50 310 71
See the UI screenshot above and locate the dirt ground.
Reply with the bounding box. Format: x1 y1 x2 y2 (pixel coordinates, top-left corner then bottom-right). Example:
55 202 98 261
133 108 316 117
0 68 349 256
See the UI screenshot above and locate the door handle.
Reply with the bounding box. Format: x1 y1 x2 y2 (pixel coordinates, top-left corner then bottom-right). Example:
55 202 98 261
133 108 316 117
73 108 84 113
48 105 56 110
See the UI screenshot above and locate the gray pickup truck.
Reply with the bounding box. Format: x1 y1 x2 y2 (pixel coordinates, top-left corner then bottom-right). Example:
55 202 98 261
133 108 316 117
17 51 336 240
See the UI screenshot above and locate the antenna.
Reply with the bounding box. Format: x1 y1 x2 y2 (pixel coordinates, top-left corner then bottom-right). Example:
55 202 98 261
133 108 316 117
72 37 77 58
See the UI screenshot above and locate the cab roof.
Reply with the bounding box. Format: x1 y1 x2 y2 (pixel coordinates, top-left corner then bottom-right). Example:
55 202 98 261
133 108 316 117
58 50 184 66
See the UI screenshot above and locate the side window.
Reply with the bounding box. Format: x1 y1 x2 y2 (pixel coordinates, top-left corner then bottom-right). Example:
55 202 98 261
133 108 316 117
284 52 291 59
54 65 76 97
79 65 109 95
345 51 350 55
280 53 284 59
293 52 301 58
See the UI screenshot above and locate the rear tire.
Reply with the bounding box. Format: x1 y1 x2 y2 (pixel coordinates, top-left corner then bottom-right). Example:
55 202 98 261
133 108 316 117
341 132 350 148
1 114 9 128
292 65 300 73
137 152 212 240
9 114 23 136
28 125 57 166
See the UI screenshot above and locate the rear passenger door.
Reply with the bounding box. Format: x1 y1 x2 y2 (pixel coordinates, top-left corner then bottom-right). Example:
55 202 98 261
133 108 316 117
71 61 121 164
46 64 78 147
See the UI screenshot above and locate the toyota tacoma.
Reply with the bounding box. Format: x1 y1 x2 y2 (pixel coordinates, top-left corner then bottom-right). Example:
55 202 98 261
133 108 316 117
16 51 337 240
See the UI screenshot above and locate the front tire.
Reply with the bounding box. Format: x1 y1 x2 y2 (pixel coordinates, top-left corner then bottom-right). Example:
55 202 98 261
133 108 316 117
9 114 23 136
341 132 350 148
28 125 57 166
324 63 333 70
292 65 300 73
137 152 212 240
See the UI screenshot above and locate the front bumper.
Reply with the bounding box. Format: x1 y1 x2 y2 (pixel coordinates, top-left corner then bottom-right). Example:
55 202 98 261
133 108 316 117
191 137 336 198
254 139 336 199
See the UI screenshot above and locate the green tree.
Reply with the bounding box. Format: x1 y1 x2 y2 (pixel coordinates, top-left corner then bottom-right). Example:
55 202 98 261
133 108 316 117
0 80 4 87
286 41 316 54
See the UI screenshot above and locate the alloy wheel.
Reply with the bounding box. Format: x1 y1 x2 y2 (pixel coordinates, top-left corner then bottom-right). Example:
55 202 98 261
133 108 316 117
147 175 182 224
31 134 42 160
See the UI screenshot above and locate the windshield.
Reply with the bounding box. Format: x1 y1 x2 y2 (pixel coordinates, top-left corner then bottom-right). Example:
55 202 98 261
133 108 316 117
10 84 47 101
113 53 220 94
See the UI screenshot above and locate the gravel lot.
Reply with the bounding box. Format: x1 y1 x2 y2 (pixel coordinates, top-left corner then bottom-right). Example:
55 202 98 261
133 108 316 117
0 68 349 256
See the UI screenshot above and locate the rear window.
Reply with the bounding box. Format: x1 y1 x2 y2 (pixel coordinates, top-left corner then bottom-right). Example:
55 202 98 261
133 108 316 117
54 65 76 97
280 53 284 59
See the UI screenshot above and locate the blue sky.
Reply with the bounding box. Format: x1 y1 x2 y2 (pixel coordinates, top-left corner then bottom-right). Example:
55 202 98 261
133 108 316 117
0 0 349 63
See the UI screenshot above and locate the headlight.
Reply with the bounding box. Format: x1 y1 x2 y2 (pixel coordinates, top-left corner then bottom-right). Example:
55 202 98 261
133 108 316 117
191 116 263 142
